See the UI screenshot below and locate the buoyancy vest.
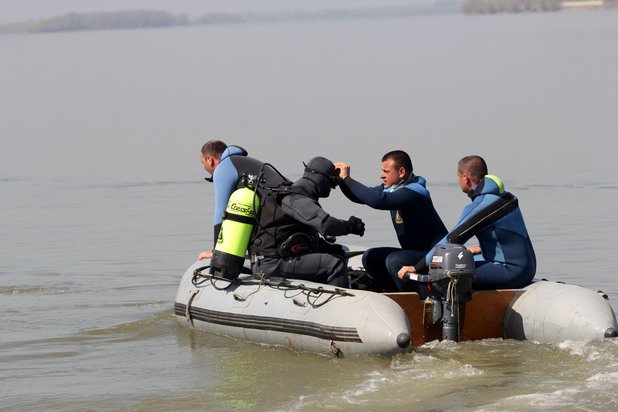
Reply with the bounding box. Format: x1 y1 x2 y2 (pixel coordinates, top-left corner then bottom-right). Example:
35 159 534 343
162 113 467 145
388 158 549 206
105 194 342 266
249 189 318 258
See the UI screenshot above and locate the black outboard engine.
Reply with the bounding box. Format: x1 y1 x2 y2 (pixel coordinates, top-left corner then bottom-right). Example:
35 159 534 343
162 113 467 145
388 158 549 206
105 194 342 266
410 243 475 341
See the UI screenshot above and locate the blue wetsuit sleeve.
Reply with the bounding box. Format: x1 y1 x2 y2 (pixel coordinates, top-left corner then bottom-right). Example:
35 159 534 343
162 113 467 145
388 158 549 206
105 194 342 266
212 159 239 244
343 177 425 210
339 177 364 204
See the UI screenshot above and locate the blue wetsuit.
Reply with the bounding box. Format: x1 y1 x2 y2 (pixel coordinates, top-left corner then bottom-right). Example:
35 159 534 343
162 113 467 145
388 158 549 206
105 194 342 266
211 146 286 247
415 176 536 290
340 175 447 291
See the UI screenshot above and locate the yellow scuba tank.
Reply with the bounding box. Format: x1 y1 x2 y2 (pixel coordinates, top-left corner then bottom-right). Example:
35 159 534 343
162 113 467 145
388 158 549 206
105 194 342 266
210 176 260 280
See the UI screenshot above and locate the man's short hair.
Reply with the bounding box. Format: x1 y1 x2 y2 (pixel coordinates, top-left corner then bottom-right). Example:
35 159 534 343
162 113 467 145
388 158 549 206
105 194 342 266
201 140 227 158
458 155 488 181
382 150 413 174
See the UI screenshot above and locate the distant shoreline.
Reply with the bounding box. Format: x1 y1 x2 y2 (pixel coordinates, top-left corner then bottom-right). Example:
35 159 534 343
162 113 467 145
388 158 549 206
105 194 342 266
463 0 614 13
0 5 460 34
1 2 615 34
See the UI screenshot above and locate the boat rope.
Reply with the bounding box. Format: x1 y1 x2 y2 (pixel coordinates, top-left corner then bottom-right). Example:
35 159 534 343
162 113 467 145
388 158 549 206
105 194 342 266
299 285 348 308
445 274 460 328
266 278 355 300
330 341 344 358
190 265 355 308
233 272 266 302
192 266 240 290
185 289 200 324
445 274 458 304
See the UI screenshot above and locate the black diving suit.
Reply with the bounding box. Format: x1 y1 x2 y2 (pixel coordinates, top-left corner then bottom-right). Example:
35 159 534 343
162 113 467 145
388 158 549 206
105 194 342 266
249 157 365 287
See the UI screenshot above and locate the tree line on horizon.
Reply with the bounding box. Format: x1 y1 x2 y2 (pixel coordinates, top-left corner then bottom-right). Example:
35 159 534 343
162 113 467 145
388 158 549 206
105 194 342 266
463 0 618 13
0 4 459 34
0 2 614 34
0 10 187 33
462 0 561 13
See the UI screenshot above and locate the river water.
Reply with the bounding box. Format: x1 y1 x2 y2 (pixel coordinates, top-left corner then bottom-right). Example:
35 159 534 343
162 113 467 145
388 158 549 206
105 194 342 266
2 9 617 410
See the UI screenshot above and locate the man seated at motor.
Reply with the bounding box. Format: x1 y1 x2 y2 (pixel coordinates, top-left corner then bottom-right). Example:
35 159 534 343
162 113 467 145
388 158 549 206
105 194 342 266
335 150 447 292
250 156 366 287
398 155 536 290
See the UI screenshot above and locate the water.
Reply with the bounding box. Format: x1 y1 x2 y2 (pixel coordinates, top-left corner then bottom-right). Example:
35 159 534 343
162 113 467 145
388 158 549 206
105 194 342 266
2 9 618 410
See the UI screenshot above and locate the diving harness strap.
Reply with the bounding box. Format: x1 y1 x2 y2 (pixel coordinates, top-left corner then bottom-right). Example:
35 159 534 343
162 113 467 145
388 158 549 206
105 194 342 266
447 192 518 245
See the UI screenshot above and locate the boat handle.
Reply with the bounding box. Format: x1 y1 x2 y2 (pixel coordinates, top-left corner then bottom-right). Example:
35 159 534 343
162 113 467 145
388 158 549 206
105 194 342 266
293 298 307 307
233 293 247 301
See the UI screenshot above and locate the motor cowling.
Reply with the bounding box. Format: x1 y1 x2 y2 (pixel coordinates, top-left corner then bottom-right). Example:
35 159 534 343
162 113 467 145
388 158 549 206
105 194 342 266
210 181 260 280
429 243 475 298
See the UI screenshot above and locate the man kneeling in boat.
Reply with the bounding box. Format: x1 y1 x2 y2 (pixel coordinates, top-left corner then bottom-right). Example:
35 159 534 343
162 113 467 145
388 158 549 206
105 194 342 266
398 155 536 290
250 156 366 287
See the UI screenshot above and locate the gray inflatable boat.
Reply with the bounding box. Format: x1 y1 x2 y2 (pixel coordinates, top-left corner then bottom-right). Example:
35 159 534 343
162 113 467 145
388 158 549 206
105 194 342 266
174 252 617 356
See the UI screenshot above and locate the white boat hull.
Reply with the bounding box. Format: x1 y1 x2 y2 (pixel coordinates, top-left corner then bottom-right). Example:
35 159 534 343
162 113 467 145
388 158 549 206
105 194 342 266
174 258 617 354
174 260 412 356
503 280 618 342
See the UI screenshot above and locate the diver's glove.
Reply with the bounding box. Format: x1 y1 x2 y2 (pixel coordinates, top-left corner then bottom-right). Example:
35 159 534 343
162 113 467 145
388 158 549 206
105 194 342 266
347 216 365 237
318 238 346 257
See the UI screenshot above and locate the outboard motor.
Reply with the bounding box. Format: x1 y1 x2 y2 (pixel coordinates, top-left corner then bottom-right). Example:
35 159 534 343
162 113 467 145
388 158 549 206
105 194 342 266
429 244 475 341
410 243 475 341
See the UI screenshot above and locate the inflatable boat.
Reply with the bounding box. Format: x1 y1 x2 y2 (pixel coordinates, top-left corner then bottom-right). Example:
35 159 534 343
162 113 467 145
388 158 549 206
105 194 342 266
174 259 411 356
174 249 617 356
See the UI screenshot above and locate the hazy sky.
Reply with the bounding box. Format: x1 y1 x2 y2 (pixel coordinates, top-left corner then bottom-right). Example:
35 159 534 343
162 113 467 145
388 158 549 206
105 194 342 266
0 0 438 25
